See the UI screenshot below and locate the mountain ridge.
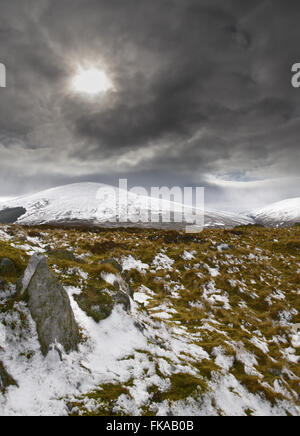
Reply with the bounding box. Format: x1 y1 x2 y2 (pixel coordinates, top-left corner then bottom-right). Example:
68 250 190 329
0 182 254 229
0 183 299 228
249 197 300 227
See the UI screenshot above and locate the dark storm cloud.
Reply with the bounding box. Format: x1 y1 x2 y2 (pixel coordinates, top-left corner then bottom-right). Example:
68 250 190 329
0 0 299 208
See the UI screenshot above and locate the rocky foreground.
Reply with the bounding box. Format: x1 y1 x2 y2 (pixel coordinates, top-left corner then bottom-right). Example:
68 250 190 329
0 224 299 416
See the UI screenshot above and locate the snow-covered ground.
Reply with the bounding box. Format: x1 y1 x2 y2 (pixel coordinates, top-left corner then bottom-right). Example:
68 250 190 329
0 183 253 228
1 184 299 229
0 224 299 416
250 197 300 227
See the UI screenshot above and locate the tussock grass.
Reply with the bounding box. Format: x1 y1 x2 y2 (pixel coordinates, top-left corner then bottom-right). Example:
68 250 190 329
0 223 299 415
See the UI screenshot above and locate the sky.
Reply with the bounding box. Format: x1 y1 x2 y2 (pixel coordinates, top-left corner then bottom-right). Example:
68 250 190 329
0 0 299 211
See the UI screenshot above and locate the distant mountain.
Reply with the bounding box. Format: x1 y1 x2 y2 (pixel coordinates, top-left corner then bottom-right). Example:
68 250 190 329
0 183 253 229
249 197 300 227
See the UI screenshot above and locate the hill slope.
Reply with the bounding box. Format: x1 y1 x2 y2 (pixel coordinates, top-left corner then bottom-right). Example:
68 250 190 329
250 198 300 227
0 183 253 229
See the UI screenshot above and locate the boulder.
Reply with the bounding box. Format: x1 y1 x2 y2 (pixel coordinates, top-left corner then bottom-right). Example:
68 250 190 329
74 287 115 323
0 258 17 276
74 258 134 323
17 255 80 356
16 254 42 300
0 361 18 392
74 281 131 324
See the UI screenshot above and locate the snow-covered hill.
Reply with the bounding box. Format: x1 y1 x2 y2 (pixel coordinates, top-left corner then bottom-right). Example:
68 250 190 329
250 198 300 227
0 183 253 229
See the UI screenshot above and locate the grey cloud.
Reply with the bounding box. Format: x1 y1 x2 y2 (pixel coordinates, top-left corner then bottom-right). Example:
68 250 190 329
0 0 299 207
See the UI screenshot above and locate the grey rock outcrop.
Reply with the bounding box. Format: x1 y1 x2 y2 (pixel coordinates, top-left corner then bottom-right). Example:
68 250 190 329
17 254 80 356
16 254 43 300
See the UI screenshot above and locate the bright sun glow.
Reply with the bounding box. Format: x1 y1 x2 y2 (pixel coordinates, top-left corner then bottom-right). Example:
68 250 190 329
72 67 113 95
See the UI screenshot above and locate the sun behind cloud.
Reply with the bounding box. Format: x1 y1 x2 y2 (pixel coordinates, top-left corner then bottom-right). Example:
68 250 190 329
72 67 113 96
